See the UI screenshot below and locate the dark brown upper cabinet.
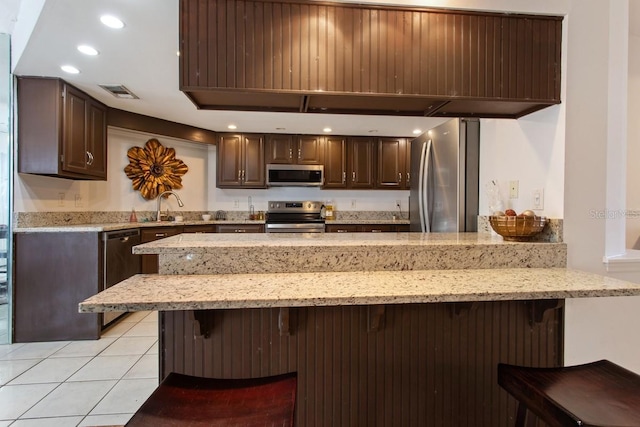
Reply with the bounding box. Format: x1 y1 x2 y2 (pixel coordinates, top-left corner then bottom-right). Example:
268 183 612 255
179 0 562 118
323 136 347 188
17 77 108 180
266 135 324 165
377 137 409 190
216 133 266 188
347 137 376 189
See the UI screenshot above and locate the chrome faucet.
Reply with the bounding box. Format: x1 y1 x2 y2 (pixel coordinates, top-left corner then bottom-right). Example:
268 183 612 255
156 191 184 222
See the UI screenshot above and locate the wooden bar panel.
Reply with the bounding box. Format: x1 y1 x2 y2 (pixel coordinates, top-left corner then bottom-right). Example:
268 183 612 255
161 300 563 426
180 0 561 99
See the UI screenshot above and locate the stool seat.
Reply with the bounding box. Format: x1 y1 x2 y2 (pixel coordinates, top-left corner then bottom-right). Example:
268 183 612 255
498 360 640 427
126 372 297 426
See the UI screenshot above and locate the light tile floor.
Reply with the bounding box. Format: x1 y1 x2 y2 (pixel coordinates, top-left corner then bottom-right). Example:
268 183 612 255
0 311 159 426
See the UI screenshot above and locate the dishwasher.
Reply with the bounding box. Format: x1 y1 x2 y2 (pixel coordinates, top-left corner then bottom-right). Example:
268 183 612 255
102 229 142 326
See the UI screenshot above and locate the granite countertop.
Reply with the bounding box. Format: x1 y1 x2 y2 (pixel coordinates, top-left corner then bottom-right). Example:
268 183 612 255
13 220 265 233
133 231 544 253
79 268 640 312
135 232 567 275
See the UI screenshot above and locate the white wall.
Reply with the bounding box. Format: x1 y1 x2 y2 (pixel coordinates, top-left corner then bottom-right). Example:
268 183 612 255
627 31 640 249
14 127 409 215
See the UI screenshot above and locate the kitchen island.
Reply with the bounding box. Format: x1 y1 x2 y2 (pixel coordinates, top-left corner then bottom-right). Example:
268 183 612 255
80 233 640 426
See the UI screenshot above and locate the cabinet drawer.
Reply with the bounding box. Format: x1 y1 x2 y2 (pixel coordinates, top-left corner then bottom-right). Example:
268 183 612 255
325 224 360 233
141 226 183 243
216 224 264 233
183 225 216 233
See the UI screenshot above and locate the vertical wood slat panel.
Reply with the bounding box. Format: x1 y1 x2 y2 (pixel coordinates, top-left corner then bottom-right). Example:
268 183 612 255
161 301 562 426
181 0 561 102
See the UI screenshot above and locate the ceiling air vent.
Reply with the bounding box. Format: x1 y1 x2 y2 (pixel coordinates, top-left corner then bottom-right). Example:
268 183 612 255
98 84 139 99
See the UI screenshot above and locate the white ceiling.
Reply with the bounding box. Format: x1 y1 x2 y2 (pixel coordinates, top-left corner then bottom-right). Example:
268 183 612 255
9 0 450 138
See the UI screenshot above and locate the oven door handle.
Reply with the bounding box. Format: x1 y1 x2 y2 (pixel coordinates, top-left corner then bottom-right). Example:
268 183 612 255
266 223 325 232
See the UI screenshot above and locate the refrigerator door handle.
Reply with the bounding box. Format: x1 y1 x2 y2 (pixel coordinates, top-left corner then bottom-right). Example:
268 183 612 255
418 140 428 232
422 140 433 233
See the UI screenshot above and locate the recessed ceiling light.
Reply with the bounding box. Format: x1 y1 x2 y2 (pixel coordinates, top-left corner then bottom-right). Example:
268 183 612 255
77 45 99 56
100 15 125 29
412 129 422 135
323 127 332 133
60 65 80 74
228 124 237 130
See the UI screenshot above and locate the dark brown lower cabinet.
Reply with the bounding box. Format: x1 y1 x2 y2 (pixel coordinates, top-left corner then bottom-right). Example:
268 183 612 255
14 232 101 342
160 300 563 426
216 224 264 233
326 223 410 233
140 226 184 274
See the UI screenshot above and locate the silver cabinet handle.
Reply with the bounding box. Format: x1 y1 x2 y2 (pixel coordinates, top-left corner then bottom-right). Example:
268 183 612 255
352 171 356 182
86 151 94 165
289 148 292 159
155 233 167 237
298 148 301 159
371 229 382 233
235 229 246 233
398 172 402 183
406 172 410 184
342 171 346 184
337 229 348 233
238 169 241 181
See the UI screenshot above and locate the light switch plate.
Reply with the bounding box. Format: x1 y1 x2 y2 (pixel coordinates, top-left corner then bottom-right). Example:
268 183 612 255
509 181 519 199
532 188 544 209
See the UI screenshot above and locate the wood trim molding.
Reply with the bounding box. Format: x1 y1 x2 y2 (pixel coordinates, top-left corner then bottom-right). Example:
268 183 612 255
108 108 217 145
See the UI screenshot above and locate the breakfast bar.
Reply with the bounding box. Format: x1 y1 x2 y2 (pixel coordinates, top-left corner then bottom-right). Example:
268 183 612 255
80 233 640 426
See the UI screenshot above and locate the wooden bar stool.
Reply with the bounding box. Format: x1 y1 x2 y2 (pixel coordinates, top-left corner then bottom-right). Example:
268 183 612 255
126 372 297 426
498 360 640 427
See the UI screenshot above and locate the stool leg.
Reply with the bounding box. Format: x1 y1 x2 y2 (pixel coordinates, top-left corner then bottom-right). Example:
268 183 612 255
515 402 527 427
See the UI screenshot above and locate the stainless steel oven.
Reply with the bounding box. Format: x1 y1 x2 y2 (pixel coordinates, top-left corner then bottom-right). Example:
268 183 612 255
265 201 325 233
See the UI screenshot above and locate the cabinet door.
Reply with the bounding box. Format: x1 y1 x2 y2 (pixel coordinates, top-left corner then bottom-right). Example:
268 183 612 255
297 135 324 165
405 141 411 189
348 137 376 189
242 134 266 187
377 137 406 189
266 135 294 164
217 134 243 187
85 99 107 179
62 85 90 176
323 136 347 188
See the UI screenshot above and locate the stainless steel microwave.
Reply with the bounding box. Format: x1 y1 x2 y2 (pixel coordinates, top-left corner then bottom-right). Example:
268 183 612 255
266 164 324 187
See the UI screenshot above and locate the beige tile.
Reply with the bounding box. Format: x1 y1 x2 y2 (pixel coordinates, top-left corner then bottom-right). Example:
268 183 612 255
50 338 116 358
100 337 156 357
67 355 141 382
123 355 158 380
100 321 135 338
122 322 158 338
90 378 157 415
22 380 116 418
119 311 150 323
11 416 83 426
0 343 25 359
0 359 40 386
141 311 158 323
0 382 58 420
0 341 69 361
9 357 91 385
78 413 133 426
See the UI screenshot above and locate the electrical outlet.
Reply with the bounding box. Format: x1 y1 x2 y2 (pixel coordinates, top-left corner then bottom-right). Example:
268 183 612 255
74 193 83 207
532 188 544 209
233 200 240 208
396 199 401 209
351 199 357 208
509 180 519 199
58 192 65 207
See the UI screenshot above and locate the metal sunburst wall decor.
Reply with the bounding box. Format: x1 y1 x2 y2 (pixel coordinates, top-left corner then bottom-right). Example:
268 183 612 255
124 138 189 200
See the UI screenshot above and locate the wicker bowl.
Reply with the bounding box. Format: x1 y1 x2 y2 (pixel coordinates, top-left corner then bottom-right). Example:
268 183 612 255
489 215 547 241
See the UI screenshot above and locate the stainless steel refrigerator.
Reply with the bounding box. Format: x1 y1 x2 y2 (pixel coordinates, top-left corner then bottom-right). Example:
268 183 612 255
409 118 480 232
